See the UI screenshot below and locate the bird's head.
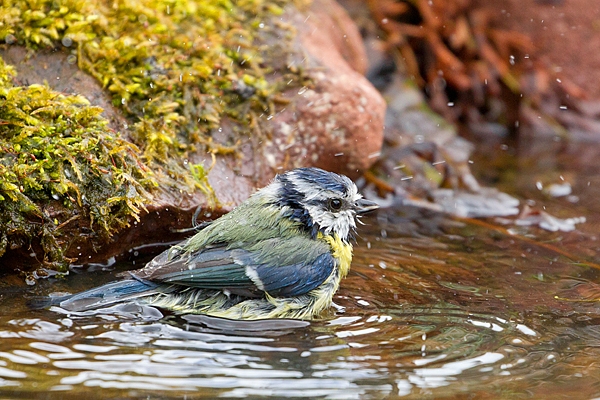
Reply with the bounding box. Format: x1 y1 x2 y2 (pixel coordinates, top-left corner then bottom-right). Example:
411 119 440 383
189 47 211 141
261 167 379 242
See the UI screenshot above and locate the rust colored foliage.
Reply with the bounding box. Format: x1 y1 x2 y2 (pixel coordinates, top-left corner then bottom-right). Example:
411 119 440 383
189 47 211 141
367 0 536 122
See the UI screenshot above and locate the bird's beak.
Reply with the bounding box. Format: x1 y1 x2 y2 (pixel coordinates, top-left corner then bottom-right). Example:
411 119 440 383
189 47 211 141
355 198 379 214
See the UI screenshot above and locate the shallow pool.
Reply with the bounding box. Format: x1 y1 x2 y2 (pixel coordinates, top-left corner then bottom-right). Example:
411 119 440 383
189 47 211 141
1 139 599 398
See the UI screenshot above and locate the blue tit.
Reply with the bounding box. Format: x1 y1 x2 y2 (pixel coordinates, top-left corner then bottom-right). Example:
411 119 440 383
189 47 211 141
46 167 379 320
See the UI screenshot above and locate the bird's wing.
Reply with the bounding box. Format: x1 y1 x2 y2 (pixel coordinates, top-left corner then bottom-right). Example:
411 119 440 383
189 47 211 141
134 237 336 298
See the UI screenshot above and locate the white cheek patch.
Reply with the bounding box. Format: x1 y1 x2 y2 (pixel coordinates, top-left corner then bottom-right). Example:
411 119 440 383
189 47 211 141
305 205 356 240
301 182 361 241
265 170 363 241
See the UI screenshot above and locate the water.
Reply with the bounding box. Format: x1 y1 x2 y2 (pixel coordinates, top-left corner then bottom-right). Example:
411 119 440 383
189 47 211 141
1 140 600 398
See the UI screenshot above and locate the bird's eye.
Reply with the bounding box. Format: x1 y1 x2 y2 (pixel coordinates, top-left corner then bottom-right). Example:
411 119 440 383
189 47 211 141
328 198 343 211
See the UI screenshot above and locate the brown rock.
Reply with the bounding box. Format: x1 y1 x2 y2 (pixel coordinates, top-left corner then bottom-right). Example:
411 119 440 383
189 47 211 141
1 46 129 134
0 0 384 271
266 0 385 177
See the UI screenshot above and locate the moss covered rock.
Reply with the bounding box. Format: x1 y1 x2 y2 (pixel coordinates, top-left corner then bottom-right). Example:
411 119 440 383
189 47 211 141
0 56 154 273
0 0 384 278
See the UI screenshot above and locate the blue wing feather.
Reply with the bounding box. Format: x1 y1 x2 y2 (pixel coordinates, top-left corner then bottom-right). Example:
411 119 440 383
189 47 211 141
56 279 163 311
142 247 253 289
134 239 335 298
254 252 335 297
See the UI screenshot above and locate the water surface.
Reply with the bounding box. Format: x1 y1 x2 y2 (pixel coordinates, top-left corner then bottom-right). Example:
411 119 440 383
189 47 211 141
1 140 600 398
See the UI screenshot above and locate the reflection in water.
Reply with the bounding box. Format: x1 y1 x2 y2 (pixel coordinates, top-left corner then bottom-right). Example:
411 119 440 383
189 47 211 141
2 144 600 398
0 211 593 400
0 291 558 398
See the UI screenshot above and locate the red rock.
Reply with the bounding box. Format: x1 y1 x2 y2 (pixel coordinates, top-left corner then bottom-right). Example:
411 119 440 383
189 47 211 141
267 0 385 177
0 0 384 271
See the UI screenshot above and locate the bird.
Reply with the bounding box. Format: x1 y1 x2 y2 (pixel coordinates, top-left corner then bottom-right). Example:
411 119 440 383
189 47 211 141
43 167 379 320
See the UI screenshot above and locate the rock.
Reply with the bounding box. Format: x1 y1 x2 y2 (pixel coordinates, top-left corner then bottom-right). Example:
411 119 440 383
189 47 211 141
1 46 129 133
262 0 385 177
0 0 384 273
365 75 520 219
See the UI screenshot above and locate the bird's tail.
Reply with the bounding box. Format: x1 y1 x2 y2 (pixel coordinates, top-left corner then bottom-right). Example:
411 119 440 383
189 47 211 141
30 279 164 312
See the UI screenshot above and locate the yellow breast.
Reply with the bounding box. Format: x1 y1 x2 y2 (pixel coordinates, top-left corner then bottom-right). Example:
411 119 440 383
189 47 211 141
317 232 353 278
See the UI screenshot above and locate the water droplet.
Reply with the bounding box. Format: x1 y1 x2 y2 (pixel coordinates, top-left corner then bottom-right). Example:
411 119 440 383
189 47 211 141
5 34 16 44
536 181 543 190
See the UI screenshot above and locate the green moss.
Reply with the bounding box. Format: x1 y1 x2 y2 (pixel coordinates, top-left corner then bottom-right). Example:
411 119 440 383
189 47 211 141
0 0 303 163
190 155 217 208
0 0 306 179
0 0 306 269
0 57 155 267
